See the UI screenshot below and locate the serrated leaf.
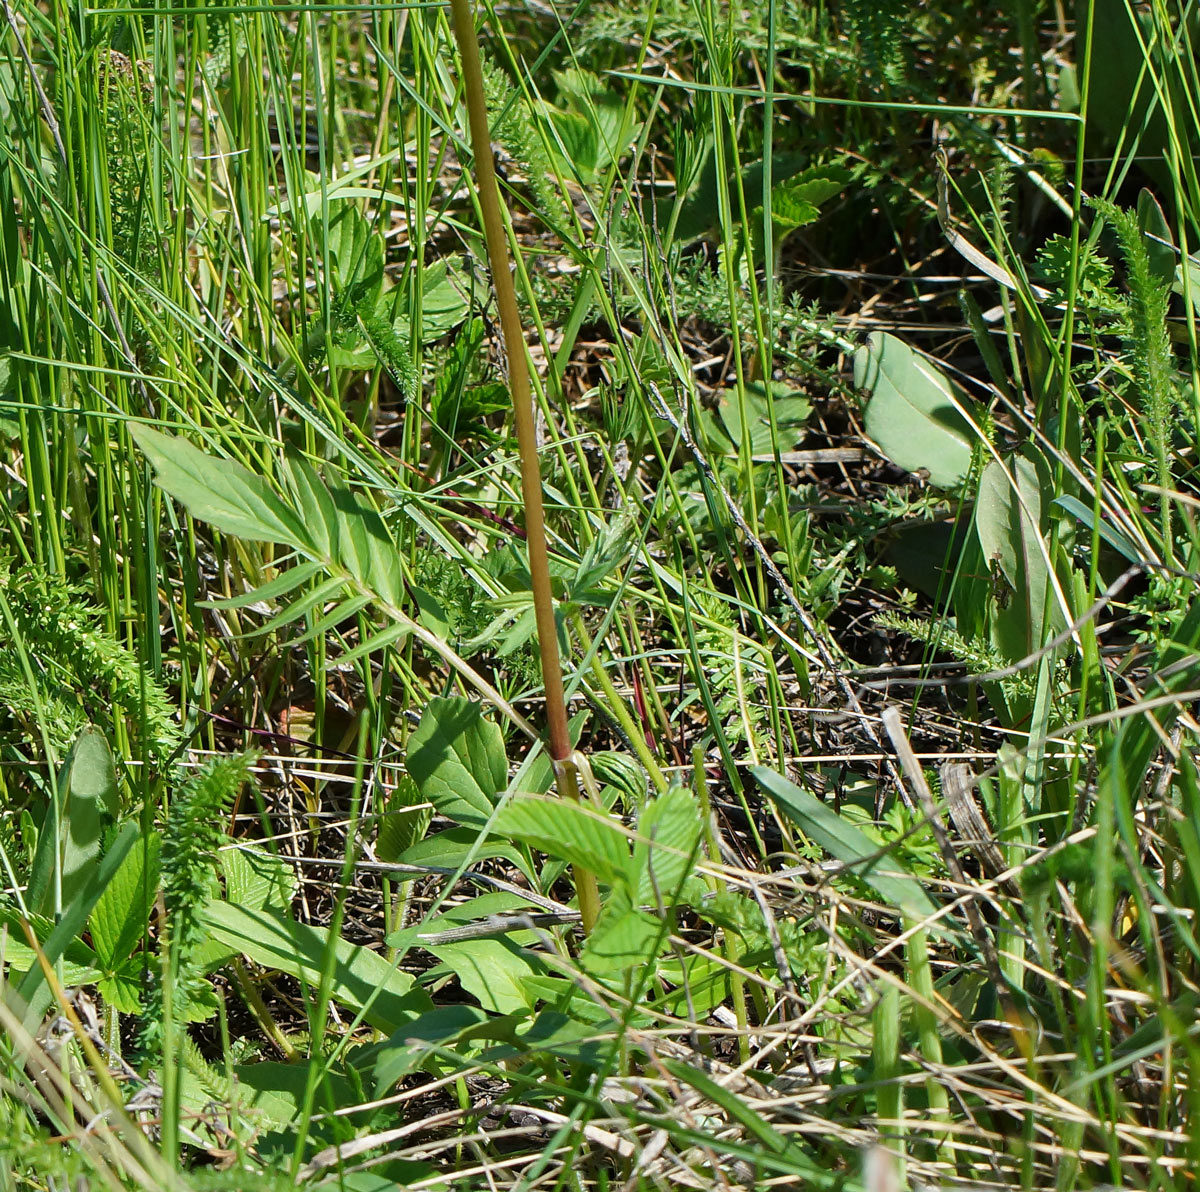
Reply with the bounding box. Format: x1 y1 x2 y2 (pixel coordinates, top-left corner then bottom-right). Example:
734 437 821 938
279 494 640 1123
221 845 297 912
633 785 702 905
131 425 307 548
376 776 431 863
204 901 431 1034
405 698 508 828
751 765 937 918
490 793 632 889
96 966 144 1014
581 898 662 973
590 751 646 804
854 331 977 487
89 829 159 970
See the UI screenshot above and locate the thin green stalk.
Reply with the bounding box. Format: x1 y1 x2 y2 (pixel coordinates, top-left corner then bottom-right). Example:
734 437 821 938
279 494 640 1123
446 0 599 933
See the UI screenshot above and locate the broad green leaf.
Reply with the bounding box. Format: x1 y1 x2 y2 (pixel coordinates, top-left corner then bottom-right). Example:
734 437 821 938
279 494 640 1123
330 487 403 607
581 892 663 974
0 905 99 985
633 785 702 905
204 902 432 1034
281 455 341 560
396 826 531 877
368 1005 517 1090
131 425 307 549
854 331 977 487
233 1062 364 1130
490 793 632 888
702 381 812 456
405 698 508 828
751 766 937 918
375 776 431 863
89 829 159 970
1137 188 1176 285
590 751 646 805
221 845 297 912
28 727 117 916
426 936 544 1014
975 448 1066 660
386 892 531 954
17 821 139 1029
394 257 472 341
96 966 144 1014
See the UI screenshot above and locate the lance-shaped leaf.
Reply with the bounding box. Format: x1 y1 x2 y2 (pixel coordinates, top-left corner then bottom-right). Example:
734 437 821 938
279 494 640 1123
752 765 937 918
131 424 307 549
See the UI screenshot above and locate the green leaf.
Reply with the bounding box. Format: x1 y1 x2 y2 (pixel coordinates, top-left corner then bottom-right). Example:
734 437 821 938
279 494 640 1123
221 845 297 912
396 826 531 877
1137 188 1177 286
581 889 663 973
700 381 812 457
331 487 403 607
89 829 159 970
426 936 544 1014
405 698 508 828
751 766 937 918
490 793 633 888
393 257 472 341
96 965 145 1014
234 1062 365 1130
590 751 646 805
281 455 341 560
633 785 702 905
1052 495 1142 563
199 560 326 612
131 425 307 548
975 448 1067 659
854 331 977 487
661 1058 832 1178
204 902 432 1034
17 821 139 1028
0 904 100 986
768 164 851 235
368 1005 515 1090
375 776 431 863
28 727 118 916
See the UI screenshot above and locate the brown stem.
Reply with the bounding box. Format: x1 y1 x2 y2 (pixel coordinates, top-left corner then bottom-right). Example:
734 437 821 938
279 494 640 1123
446 0 600 933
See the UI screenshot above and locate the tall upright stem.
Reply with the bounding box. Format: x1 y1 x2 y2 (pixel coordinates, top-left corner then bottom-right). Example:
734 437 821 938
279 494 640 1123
446 0 600 932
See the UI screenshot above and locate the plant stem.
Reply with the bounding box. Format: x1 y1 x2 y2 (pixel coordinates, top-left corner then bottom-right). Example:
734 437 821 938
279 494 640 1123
446 0 600 932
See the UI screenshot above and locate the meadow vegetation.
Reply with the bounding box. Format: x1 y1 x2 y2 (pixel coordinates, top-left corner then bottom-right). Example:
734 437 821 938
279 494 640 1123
2 0 1200 1188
